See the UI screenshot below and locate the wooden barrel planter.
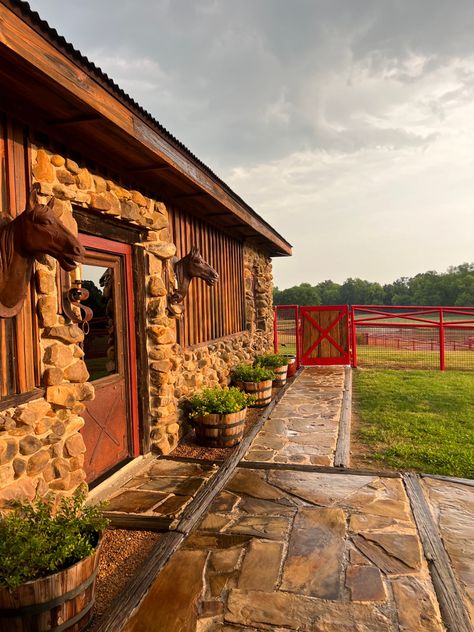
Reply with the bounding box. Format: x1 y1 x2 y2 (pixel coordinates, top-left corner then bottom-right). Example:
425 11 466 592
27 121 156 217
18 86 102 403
195 408 247 447
284 356 297 378
272 364 288 387
234 379 272 408
0 539 102 632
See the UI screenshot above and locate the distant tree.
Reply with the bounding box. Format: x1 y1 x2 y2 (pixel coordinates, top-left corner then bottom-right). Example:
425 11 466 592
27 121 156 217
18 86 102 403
273 263 474 307
273 282 321 305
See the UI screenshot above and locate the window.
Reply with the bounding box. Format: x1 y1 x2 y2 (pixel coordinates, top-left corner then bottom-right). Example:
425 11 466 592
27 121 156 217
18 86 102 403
0 114 39 401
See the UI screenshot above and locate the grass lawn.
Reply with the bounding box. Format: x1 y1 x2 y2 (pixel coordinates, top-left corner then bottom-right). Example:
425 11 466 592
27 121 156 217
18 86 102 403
353 369 474 478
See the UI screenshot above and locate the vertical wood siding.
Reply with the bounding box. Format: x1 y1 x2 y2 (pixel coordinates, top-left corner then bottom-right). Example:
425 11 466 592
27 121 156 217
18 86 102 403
0 113 39 400
170 207 245 347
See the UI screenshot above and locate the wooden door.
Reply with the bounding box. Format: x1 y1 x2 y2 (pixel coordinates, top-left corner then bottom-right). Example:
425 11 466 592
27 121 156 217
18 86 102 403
300 306 350 365
79 234 139 485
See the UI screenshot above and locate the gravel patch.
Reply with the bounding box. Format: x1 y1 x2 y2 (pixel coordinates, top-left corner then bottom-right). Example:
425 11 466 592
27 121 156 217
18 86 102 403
88 528 161 631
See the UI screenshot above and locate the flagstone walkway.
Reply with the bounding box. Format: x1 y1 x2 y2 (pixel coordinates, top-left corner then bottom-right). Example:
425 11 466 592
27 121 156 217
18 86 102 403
95 368 474 632
244 366 346 466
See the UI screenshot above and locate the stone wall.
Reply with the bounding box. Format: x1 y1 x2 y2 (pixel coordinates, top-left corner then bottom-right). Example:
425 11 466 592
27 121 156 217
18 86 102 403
0 146 274 505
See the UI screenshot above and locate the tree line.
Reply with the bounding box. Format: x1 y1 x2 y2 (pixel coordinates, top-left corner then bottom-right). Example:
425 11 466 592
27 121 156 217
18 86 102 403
273 263 474 306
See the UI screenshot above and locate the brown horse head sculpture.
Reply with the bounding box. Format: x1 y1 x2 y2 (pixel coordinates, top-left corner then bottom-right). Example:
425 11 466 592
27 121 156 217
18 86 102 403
0 188 85 317
168 246 219 312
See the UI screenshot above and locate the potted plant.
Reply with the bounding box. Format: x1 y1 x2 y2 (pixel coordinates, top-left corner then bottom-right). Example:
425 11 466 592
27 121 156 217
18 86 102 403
231 363 275 407
254 353 289 387
0 489 108 632
281 353 297 377
188 386 254 447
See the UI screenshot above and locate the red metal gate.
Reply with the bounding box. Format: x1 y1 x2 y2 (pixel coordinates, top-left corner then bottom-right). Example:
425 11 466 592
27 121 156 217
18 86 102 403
300 305 350 365
274 305 350 366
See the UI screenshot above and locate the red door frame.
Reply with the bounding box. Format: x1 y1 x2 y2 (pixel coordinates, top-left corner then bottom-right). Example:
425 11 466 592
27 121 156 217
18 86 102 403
300 305 350 366
79 233 140 457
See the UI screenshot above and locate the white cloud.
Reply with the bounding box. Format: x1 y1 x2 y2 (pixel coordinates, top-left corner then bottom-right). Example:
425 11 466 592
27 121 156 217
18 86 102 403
27 0 474 288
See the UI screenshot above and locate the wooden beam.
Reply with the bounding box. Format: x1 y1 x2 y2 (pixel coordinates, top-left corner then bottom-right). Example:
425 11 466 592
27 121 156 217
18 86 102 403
0 5 291 255
239 461 401 478
102 512 173 532
421 473 474 489
129 164 170 173
47 114 101 127
404 473 473 632
334 366 352 467
171 192 208 200
0 387 45 412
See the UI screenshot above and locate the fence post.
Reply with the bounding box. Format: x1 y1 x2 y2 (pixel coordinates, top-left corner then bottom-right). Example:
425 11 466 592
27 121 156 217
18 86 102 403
273 306 278 353
351 306 357 367
439 309 445 371
295 306 301 369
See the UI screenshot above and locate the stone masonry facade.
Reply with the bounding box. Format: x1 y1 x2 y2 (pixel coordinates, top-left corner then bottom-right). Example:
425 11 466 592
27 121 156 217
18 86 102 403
0 147 274 506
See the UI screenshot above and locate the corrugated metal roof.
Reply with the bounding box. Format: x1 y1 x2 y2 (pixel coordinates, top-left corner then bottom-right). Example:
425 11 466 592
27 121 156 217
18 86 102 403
5 0 291 252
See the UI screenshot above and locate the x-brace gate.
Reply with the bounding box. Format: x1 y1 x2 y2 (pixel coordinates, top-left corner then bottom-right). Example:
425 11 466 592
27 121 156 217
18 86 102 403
300 305 350 365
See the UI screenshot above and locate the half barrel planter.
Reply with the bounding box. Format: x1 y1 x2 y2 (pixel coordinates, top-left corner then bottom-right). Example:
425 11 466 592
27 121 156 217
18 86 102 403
0 539 102 632
195 408 247 448
234 379 273 408
283 355 297 378
272 364 288 387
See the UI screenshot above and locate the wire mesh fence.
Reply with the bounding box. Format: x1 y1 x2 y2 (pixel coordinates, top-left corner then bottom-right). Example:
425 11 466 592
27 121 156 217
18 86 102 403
274 305 298 362
352 306 474 371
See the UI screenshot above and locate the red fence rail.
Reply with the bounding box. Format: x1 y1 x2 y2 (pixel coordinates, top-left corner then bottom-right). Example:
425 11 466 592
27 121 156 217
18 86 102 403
274 304 474 371
351 305 474 371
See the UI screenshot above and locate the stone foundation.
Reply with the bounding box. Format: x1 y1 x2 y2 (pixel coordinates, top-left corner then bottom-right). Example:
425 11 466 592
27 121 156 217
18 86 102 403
0 148 274 504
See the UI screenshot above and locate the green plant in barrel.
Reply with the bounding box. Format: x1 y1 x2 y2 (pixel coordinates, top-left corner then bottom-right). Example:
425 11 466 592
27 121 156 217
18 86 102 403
254 353 289 386
231 364 275 407
0 489 108 631
187 387 254 448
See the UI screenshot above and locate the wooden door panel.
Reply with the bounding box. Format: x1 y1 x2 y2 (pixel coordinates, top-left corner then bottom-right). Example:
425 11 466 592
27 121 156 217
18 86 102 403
81 379 128 482
300 306 350 366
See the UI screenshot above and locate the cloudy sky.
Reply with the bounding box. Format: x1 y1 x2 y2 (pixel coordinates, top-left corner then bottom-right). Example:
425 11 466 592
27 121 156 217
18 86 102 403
29 0 474 289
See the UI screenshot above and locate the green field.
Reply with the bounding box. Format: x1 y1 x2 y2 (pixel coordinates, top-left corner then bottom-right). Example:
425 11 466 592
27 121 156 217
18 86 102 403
353 369 474 478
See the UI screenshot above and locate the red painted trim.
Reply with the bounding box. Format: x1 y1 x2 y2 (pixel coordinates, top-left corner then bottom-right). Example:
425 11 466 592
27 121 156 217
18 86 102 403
79 233 132 254
351 306 357 368
79 233 140 457
355 322 441 329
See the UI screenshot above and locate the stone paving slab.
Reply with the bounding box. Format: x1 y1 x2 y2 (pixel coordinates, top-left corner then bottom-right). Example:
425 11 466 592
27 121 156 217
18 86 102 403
103 459 218 526
244 366 345 466
422 476 474 624
123 467 445 632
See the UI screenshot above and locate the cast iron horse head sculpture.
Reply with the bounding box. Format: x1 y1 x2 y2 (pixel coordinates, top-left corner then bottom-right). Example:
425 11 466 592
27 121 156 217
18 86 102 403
0 185 85 318
167 246 219 317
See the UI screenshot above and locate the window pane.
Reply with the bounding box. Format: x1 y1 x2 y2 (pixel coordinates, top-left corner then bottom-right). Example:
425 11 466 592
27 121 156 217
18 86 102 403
82 265 117 381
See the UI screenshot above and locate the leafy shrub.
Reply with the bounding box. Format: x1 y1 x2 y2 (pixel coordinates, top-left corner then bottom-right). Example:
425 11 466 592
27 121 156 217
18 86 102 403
231 364 275 383
187 387 253 418
0 490 109 591
254 353 288 369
